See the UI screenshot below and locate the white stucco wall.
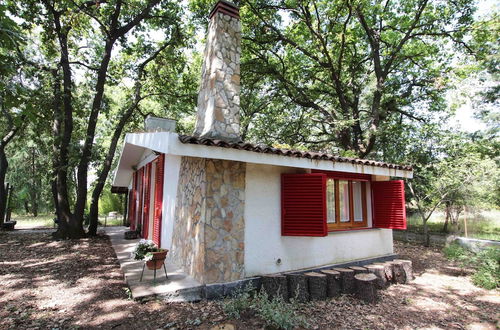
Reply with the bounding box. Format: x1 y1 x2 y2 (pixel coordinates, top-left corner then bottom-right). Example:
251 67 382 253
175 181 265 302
244 163 394 277
161 154 181 250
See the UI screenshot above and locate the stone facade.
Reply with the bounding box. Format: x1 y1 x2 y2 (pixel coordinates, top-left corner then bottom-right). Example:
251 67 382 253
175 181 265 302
171 156 246 284
170 157 206 279
193 9 241 142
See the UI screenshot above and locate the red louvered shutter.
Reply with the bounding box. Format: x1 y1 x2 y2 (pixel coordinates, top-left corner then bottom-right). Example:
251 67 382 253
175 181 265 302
137 167 145 236
129 172 137 231
142 163 152 239
281 173 327 237
152 154 165 246
372 180 407 229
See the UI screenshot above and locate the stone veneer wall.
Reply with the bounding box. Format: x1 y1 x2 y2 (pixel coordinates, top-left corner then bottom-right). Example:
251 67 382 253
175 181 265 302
193 10 241 141
170 157 206 279
170 156 245 284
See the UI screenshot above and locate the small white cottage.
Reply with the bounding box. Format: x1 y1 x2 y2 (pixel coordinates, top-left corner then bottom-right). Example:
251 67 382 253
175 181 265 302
112 0 413 285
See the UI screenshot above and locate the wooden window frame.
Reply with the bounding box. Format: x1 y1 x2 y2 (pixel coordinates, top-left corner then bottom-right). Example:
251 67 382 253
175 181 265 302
326 176 369 231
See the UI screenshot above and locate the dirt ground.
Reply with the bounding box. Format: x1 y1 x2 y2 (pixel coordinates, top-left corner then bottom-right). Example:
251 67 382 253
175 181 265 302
0 229 498 330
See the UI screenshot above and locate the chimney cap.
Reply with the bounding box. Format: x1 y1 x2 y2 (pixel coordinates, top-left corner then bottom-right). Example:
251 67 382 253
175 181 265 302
209 0 239 20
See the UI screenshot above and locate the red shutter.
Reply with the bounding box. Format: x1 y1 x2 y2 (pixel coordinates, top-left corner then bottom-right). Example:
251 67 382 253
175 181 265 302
142 163 152 239
129 172 137 231
281 173 327 237
372 180 407 229
138 167 145 237
153 154 165 246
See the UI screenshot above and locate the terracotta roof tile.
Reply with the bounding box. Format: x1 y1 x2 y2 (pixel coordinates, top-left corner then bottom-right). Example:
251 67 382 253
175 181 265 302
178 135 413 171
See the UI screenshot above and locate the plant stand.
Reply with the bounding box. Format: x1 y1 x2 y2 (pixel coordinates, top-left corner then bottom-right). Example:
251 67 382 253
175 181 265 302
140 260 168 285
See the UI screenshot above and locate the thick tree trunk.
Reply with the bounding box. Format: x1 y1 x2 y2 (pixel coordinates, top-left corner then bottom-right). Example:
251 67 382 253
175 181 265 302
262 275 288 301
286 273 309 302
320 269 341 297
305 272 327 301
332 268 356 294
354 273 377 303
365 264 388 289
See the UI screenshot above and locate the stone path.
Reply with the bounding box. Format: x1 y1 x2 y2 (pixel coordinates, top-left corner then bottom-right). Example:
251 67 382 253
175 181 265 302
104 226 203 302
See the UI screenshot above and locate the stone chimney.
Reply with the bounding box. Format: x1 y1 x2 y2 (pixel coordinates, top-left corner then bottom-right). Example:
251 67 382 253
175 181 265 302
193 0 241 142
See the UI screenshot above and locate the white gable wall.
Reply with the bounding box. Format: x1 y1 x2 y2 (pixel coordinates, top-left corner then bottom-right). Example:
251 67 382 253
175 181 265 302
244 163 393 277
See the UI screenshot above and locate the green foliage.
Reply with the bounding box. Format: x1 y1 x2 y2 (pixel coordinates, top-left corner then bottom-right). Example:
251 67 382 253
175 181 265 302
132 239 162 261
222 285 308 330
98 188 123 215
444 243 500 289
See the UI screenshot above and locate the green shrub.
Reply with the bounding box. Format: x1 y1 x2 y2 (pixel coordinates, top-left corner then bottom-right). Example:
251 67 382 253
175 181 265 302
221 285 308 330
471 248 500 290
444 243 499 289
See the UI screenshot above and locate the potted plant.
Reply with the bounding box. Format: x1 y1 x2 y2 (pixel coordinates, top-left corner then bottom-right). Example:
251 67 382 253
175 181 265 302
132 239 168 270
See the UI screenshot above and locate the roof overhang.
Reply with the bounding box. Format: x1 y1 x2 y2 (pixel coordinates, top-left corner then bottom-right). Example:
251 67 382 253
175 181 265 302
112 132 413 188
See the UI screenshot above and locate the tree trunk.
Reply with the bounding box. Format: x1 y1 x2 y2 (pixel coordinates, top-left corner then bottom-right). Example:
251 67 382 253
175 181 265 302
88 101 136 236
262 275 288 301
423 219 430 247
320 269 341 297
0 146 8 226
30 148 38 217
365 264 388 289
24 200 30 214
393 259 413 283
354 273 377 303
391 260 407 284
285 273 309 302
442 201 450 233
332 268 355 294
305 272 327 301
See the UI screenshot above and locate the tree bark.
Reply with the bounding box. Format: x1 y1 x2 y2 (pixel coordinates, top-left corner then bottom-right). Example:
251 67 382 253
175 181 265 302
423 219 430 247
442 201 450 233
305 272 327 301
30 148 38 217
320 269 341 297
365 264 388 289
88 37 176 236
285 273 309 302
0 148 7 225
354 273 378 303
332 267 356 294
393 259 413 283
262 275 288 301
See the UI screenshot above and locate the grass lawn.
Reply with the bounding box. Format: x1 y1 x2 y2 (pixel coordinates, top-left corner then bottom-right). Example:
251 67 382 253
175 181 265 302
407 209 500 241
12 214 124 229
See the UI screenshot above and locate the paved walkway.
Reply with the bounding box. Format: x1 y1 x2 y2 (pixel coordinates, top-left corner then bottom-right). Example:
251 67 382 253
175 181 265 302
104 226 203 301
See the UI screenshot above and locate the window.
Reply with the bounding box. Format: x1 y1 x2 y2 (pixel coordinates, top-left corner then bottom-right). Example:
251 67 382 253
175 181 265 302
325 177 368 231
281 173 406 237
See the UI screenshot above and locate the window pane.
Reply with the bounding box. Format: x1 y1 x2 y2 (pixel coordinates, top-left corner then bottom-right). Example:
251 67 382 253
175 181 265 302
326 178 335 223
339 180 349 222
353 181 363 222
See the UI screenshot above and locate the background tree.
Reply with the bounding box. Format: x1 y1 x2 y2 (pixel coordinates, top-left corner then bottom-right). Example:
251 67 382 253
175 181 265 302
8 0 189 238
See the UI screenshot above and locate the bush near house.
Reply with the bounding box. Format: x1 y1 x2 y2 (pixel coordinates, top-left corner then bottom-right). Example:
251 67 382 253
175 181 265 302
222 285 308 330
443 243 500 289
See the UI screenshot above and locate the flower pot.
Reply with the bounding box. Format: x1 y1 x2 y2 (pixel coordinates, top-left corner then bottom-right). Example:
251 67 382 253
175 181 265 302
146 249 168 270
